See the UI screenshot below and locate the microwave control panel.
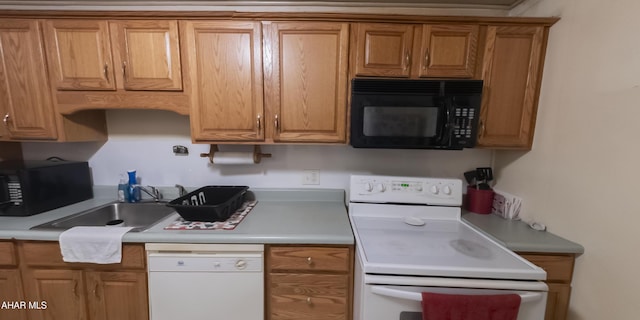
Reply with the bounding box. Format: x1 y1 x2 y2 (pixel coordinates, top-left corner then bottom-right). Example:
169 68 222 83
349 175 462 206
6 175 23 206
452 107 476 139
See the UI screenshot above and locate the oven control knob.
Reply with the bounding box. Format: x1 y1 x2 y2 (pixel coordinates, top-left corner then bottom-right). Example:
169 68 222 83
364 183 374 192
430 185 439 195
235 260 247 270
443 185 452 195
415 185 423 192
376 183 386 192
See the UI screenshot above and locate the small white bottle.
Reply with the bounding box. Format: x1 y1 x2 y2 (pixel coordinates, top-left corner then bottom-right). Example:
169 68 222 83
117 174 128 202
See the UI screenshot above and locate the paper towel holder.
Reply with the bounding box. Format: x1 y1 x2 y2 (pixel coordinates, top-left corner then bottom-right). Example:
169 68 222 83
200 144 272 164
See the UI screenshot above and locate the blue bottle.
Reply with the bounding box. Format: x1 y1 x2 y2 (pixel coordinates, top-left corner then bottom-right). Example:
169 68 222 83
127 170 141 203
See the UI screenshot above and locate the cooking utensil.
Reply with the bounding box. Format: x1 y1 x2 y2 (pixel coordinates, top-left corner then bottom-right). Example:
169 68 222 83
476 167 493 190
463 170 477 185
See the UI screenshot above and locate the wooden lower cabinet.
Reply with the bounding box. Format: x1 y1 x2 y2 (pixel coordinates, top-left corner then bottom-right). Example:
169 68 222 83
267 245 354 320
18 241 148 320
0 269 27 320
23 268 88 320
270 273 349 320
0 241 27 320
86 271 149 320
518 253 575 320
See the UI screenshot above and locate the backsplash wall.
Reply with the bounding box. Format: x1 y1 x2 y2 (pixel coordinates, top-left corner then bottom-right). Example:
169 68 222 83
21 110 493 189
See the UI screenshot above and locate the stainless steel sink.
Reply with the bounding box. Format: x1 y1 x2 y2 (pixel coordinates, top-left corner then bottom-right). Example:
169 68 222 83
31 202 176 232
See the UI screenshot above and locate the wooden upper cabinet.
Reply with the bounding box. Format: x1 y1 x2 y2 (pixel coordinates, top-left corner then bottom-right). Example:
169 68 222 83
477 25 545 149
0 19 58 140
416 24 478 78
110 20 182 91
43 19 182 92
43 19 115 90
181 20 264 142
264 21 349 143
352 23 479 79
352 23 415 77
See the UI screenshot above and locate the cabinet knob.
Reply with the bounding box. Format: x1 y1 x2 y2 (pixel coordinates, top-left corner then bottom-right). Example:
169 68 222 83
122 61 128 79
404 51 410 70
103 64 110 82
423 48 430 70
307 256 313 265
256 114 262 131
306 297 312 305
274 114 280 133
2 113 8 126
93 282 100 299
73 280 79 299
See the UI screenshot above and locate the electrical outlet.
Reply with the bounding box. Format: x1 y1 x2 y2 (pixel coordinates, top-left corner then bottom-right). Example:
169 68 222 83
302 169 320 185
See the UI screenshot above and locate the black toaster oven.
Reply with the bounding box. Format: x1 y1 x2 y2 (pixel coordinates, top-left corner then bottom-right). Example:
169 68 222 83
0 160 93 216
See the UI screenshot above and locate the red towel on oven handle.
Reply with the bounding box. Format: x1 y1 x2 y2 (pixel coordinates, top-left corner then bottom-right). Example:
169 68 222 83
421 292 522 320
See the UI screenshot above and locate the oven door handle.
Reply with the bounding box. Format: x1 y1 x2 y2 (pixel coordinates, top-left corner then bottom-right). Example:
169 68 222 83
370 285 544 303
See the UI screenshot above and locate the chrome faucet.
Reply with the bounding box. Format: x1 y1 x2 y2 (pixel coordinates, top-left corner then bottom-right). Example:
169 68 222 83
136 185 163 202
175 184 188 197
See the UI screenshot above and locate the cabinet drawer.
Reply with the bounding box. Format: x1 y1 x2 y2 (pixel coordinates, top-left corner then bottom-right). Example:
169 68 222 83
269 246 350 273
20 241 145 269
519 253 574 283
0 242 17 266
269 273 349 320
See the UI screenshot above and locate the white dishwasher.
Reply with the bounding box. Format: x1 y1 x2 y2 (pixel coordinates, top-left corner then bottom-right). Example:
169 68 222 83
145 243 264 320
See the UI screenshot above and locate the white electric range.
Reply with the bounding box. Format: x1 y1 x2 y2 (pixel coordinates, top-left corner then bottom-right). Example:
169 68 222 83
348 175 548 320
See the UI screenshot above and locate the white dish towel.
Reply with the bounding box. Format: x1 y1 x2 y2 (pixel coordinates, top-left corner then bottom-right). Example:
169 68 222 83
59 226 134 264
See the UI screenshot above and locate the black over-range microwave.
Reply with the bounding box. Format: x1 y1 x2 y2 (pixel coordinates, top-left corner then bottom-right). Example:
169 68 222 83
350 78 483 150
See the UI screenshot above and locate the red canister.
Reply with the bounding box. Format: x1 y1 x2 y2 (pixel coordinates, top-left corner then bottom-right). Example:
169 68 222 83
466 186 495 214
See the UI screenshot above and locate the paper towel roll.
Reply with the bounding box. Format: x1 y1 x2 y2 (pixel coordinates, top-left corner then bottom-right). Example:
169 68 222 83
211 152 256 165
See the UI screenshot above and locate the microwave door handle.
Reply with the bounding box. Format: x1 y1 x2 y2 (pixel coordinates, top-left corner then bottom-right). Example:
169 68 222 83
436 102 452 145
370 286 544 304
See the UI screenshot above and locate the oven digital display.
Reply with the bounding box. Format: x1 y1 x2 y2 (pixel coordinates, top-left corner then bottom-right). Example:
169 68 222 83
392 181 422 192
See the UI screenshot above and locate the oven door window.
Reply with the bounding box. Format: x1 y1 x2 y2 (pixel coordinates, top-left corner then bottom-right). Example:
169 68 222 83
363 106 439 138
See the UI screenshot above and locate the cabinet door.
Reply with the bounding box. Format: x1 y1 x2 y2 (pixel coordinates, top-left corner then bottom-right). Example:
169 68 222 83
181 20 264 142
269 273 349 320
417 24 479 78
43 20 115 90
0 269 27 320
0 19 58 140
264 21 349 143
86 271 148 320
352 23 415 77
544 283 571 320
23 269 88 320
110 20 182 91
477 25 545 149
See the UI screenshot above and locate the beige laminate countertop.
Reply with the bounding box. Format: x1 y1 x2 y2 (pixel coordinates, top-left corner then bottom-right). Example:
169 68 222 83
0 187 354 245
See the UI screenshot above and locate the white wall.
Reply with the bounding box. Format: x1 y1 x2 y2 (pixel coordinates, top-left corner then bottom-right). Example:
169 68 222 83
497 0 640 319
22 110 493 190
